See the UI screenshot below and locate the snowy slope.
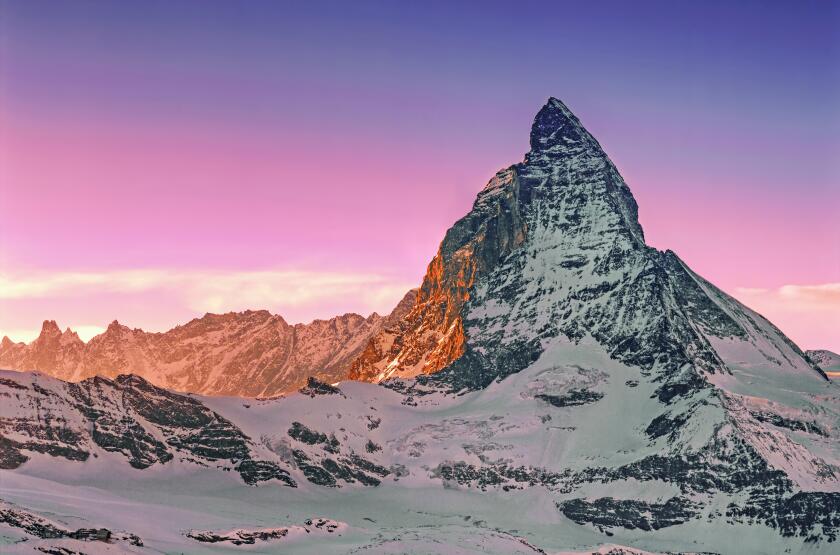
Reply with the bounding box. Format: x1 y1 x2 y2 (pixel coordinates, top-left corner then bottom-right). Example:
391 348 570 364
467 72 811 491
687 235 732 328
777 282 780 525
0 290 416 397
2 363 838 554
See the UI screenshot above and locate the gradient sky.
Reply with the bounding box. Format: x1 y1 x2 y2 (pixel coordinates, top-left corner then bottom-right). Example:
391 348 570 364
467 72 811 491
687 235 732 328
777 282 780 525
1 1 838 351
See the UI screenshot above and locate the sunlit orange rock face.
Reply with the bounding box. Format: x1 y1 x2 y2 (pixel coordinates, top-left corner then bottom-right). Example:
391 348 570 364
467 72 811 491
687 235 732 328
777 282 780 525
349 168 528 382
0 321 85 382
0 298 416 397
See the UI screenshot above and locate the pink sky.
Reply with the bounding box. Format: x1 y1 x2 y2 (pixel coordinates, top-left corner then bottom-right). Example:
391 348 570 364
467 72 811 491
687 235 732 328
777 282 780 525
0 1 837 352
1 110 837 352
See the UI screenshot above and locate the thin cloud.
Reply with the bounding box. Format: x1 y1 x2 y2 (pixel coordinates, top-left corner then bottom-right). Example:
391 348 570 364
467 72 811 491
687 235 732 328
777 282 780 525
0 268 416 319
735 283 840 310
732 283 840 352
0 270 170 299
777 283 840 303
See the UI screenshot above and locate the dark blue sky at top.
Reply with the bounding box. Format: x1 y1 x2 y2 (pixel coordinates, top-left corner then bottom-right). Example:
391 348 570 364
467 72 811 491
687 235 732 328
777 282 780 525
4 0 837 139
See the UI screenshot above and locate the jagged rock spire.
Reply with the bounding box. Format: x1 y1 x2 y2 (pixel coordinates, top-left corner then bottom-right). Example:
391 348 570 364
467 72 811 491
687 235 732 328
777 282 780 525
530 97 583 150
522 97 645 243
40 320 62 337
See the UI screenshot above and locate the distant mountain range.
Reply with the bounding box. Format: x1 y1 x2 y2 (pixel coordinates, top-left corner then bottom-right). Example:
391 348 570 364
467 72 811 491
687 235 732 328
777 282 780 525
1 98 837 554
0 289 415 397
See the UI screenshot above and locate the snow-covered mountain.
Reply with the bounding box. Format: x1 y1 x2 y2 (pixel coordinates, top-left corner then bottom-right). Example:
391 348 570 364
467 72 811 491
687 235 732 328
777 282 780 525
351 98 827 390
1 98 837 554
0 290 415 397
808 349 840 376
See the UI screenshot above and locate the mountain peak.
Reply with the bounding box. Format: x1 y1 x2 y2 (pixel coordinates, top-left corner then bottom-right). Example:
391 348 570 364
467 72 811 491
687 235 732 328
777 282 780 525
105 320 130 334
40 320 61 337
545 96 574 116
61 327 81 343
529 97 591 154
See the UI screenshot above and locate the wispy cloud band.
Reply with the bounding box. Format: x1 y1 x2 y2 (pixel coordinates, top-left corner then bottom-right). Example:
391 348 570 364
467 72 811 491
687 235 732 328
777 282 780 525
735 283 840 309
733 283 840 352
0 268 416 320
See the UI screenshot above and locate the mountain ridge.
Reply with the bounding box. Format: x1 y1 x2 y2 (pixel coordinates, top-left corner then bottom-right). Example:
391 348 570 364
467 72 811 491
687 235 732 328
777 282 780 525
0 289 417 397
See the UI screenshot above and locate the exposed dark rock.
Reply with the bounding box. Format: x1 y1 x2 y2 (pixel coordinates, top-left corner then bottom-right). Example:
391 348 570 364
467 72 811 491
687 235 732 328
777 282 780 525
431 460 568 491
288 421 328 445
166 422 250 460
1 503 65 539
345 454 390 477
292 449 337 487
726 491 840 542
187 528 289 545
750 411 828 437
299 376 343 397
645 412 689 440
557 496 698 532
288 446 387 488
187 518 342 545
535 389 604 407
237 459 296 487
18 441 89 463
325 434 341 454
92 417 172 469
0 377 27 390
577 439 793 497
422 339 543 392
67 528 111 541
653 372 710 404
0 436 30 469
434 461 505 489
1 501 142 548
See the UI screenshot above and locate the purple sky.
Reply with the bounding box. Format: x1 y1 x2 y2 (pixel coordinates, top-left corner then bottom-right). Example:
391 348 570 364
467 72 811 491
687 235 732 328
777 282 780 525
1 1 838 351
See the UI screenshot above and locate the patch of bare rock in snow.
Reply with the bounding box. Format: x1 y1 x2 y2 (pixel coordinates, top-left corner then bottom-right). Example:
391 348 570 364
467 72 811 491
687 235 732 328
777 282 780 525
186 517 347 547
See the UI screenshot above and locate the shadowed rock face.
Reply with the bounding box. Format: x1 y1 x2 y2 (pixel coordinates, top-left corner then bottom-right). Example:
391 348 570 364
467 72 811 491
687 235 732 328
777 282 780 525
0 372 293 486
0 290 417 397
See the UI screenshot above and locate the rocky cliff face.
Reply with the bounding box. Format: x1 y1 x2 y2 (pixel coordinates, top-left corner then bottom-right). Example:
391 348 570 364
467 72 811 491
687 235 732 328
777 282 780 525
349 167 529 382
0 370 406 489
0 290 416 397
0 371 294 485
